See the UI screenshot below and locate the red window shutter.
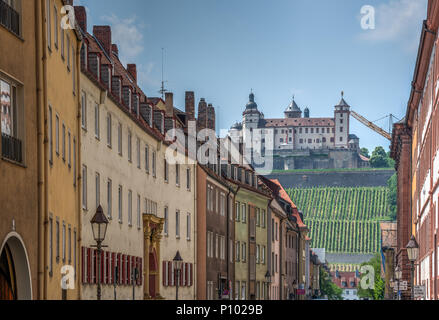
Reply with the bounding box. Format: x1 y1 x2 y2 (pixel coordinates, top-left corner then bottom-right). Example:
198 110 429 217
106 252 110 284
94 249 98 284
127 255 131 285
111 252 115 284
87 248 91 284
139 258 143 286
101 251 105 284
181 264 184 286
81 247 85 284
117 253 121 285
190 263 193 287
162 261 166 287
168 261 172 286
185 263 189 287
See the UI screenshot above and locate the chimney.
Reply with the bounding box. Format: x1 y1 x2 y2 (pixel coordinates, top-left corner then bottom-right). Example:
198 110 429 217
112 44 119 57
127 64 137 83
93 26 112 56
74 6 87 32
185 91 195 121
165 92 174 117
207 104 216 132
197 98 208 131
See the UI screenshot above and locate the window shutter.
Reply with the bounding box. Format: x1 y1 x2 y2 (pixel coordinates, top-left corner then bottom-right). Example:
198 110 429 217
94 249 98 284
190 263 193 287
81 247 86 284
185 263 189 287
106 252 110 284
111 252 115 284
163 261 167 287
87 248 91 284
127 255 131 285
169 261 173 286
101 250 105 284
123 254 127 285
140 258 143 286
117 253 121 285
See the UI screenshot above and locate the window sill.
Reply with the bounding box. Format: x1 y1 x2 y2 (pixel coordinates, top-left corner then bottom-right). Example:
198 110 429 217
1 156 26 168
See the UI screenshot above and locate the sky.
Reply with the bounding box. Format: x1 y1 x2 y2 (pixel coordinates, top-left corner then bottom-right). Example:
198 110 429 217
77 0 428 153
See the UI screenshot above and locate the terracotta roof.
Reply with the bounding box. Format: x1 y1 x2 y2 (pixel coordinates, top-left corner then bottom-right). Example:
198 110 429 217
269 179 307 229
359 154 370 162
263 118 335 128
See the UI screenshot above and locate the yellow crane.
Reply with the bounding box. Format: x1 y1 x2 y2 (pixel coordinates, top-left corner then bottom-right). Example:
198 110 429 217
350 110 393 141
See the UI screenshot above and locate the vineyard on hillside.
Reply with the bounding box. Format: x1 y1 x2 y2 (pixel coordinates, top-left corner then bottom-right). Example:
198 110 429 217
287 187 391 254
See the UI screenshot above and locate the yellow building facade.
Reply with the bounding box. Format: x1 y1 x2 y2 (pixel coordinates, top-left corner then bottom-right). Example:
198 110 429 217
37 0 82 300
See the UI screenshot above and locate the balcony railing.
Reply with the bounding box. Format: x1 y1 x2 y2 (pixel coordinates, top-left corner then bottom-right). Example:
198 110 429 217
0 0 20 36
2 133 22 163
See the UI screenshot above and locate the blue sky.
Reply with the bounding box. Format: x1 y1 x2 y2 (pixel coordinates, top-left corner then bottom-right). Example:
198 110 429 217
77 0 427 153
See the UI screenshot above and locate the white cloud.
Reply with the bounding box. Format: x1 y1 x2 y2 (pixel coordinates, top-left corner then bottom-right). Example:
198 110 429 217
101 14 145 65
358 0 428 52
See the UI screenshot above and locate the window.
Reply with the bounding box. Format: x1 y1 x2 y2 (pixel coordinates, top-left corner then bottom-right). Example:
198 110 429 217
73 137 76 186
118 185 123 223
62 123 65 161
176 163 180 186
275 222 278 241
207 232 213 258
94 103 99 139
235 202 240 221
56 219 60 262
164 159 169 182
49 215 53 276
186 168 191 190
73 229 77 279
68 226 71 263
67 35 70 70
236 241 240 261
152 151 156 177
215 234 219 259
62 222 66 263
256 245 260 264
61 21 64 59
262 210 266 228
144 145 149 173
117 123 122 155
107 179 112 219
128 131 132 162
81 93 86 129
137 194 141 229
176 210 180 238
55 114 59 155
340 137 343 142
95 172 100 208
164 207 169 236
186 213 191 240
235 281 240 300
82 166 87 209
241 282 246 300
54 5 58 49
128 190 132 226
262 246 265 264
256 208 260 226
241 203 246 223
220 236 225 260
340 127 343 133
48 106 53 163
242 242 246 262
220 193 226 217
106 113 112 147
68 131 71 167
47 0 51 50
136 138 140 169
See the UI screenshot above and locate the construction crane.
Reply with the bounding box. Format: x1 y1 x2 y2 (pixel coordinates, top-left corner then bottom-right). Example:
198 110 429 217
350 110 397 141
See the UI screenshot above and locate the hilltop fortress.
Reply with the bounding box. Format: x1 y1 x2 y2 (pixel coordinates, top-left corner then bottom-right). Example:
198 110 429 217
228 92 370 170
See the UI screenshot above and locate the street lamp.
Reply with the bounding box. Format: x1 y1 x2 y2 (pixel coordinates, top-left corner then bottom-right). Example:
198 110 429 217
406 235 419 300
91 205 109 300
265 271 271 300
173 251 183 300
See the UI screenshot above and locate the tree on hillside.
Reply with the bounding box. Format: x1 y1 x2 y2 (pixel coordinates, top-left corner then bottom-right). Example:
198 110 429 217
370 147 390 168
319 268 343 300
357 253 385 300
360 148 370 159
387 173 397 221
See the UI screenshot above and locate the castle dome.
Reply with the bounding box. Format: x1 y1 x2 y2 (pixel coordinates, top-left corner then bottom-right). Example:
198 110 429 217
245 92 258 110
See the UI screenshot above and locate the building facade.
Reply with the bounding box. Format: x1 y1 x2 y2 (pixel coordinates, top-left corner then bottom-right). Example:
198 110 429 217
41 0 82 300
391 0 439 300
0 0 37 300
196 164 235 300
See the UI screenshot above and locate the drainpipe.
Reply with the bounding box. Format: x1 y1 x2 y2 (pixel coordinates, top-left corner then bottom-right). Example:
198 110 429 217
36 0 49 300
75 37 82 301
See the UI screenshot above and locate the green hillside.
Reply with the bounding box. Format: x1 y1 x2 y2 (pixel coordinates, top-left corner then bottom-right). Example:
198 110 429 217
287 187 392 254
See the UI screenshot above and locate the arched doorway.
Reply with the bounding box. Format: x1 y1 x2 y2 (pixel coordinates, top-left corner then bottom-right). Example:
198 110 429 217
0 234 32 300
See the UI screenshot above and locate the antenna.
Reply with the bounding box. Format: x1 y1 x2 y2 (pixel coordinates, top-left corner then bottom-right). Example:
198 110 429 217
159 48 168 99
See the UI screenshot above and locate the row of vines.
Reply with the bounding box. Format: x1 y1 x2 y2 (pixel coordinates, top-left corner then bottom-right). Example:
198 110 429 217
287 187 390 254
